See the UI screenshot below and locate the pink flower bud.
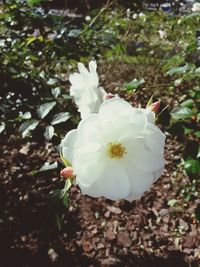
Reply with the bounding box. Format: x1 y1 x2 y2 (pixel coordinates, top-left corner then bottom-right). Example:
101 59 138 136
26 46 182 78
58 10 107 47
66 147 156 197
104 93 114 101
149 101 160 113
60 166 74 179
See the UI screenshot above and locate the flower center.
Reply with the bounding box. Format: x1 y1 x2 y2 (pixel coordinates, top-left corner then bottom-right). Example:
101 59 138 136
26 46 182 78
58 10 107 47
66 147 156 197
107 142 126 159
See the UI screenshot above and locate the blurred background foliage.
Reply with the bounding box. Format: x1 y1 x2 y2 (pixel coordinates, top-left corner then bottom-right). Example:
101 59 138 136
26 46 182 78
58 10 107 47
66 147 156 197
0 0 199 203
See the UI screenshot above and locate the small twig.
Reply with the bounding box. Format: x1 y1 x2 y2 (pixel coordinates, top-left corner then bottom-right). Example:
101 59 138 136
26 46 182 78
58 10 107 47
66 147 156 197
145 83 174 88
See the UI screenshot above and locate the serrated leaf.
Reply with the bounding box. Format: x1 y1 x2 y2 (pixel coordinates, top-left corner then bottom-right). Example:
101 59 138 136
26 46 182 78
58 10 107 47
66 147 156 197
37 101 56 119
124 78 145 92
0 122 5 134
51 112 70 125
19 120 39 138
171 106 193 120
44 125 54 140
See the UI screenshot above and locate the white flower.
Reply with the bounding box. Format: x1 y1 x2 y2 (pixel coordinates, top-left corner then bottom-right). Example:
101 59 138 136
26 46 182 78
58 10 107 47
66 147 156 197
192 2 200 12
61 97 165 201
69 60 107 119
158 30 167 39
132 13 137 19
139 12 145 18
85 16 91 21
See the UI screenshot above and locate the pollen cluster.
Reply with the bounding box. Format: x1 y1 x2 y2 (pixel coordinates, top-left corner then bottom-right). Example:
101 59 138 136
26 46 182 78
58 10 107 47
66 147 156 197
107 142 126 159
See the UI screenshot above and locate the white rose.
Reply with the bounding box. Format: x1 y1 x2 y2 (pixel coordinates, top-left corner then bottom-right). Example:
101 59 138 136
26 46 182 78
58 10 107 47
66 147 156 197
192 3 200 12
61 97 165 201
69 60 107 119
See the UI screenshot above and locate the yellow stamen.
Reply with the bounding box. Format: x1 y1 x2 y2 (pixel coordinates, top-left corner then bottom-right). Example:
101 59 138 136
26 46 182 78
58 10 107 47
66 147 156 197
107 142 126 159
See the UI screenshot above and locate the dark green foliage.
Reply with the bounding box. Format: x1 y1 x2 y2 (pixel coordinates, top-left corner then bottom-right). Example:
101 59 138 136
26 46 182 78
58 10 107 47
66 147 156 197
0 0 84 141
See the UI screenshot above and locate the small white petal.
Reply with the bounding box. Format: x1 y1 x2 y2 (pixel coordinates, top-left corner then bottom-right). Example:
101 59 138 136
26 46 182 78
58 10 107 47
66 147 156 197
78 62 89 75
75 149 104 186
76 114 102 144
125 192 143 202
98 97 133 122
142 123 166 156
123 137 165 172
95 161 131 200
62 129 77 163
69 61 103 118
80 180 103 198
122 159 155 194
89 60 97 73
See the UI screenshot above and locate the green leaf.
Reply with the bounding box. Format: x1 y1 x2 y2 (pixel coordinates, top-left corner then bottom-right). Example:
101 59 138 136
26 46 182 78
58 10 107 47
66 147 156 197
184 158 200 174
49 189 69 208
183 127 193 135
180 99 195 108
146 95 154 108
197 146 200 159
26 36 37 46
20 112 32 120
184 13 200 20
166 64 190 76
19 120 39 138
37 101 56 119
62 190 70 208
44 125 54 140
0 122 5 134
38 161 58 173
163 54 185 72
61 180 72 198
195 131 200 138
171 106 193 120
168 199 177 207
27 0 42 6
124 78 145 92
51 87 61 98
68 29 81 38
60 154 71 167
47 78 59 86
51 112 70 125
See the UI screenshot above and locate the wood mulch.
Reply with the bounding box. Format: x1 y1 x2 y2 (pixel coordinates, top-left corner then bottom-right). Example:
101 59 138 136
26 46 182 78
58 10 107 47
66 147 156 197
0 61 199 267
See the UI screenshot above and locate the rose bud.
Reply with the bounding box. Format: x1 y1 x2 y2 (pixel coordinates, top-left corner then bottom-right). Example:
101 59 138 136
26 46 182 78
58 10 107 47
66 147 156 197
149 100 160 113
60 166 74 179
